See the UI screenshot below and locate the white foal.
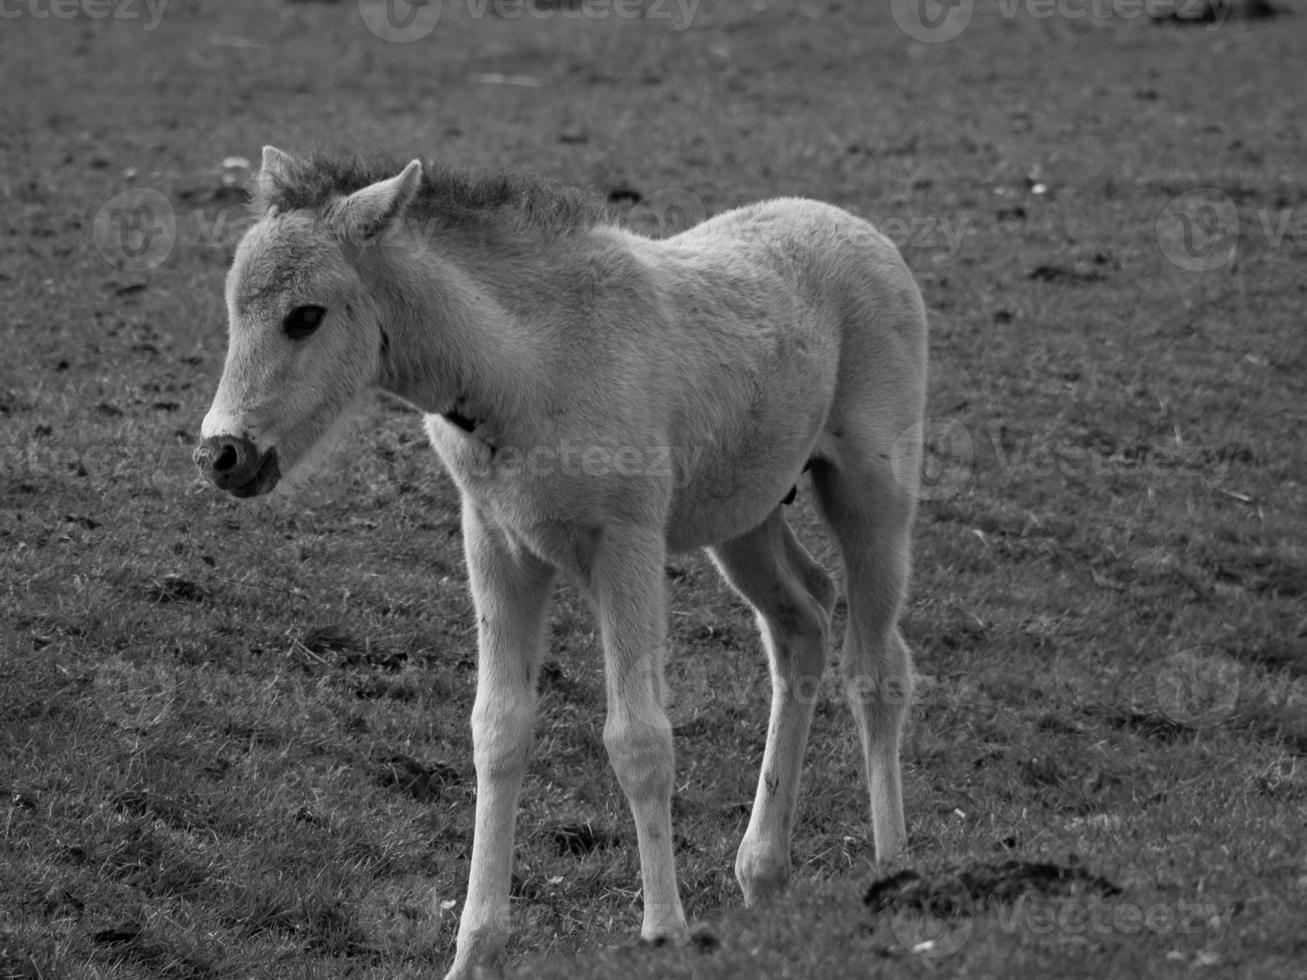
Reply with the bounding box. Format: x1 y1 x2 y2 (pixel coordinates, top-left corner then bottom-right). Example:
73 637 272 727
195 146 927 979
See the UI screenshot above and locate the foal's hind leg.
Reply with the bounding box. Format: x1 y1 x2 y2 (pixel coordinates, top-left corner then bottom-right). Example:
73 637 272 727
710 509 836 905
811 447 917 863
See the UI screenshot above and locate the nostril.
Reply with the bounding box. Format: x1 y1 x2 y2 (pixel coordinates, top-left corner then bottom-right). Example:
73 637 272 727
213 444 240 473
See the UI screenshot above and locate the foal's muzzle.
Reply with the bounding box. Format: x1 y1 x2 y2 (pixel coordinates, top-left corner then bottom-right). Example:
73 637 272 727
193 435 280 498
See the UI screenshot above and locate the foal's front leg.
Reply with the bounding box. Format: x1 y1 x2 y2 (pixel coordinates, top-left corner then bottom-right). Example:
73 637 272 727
446 503 556 980
589 525 688 943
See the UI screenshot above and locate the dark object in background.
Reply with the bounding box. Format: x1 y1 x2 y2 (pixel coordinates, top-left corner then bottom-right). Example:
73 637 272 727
374 753 460 801
864 858 1121 916
550 821 621 856
607 186 643 206
1150 0 1282 24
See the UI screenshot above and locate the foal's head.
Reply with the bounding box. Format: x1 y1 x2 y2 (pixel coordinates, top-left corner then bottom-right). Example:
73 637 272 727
194 146 421 497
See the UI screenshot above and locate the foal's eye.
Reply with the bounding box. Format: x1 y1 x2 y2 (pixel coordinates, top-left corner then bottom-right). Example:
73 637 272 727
283 305 327 340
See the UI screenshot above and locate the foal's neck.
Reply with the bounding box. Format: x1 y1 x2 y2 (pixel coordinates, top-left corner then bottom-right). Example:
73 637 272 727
373 234 557 438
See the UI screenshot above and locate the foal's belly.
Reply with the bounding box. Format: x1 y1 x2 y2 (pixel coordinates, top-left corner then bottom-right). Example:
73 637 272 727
662 412 825 552
665 485 791 553
659 340 837 551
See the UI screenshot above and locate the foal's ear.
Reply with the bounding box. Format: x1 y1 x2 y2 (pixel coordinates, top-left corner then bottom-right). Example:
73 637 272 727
256 146 302 202
339 160 424 244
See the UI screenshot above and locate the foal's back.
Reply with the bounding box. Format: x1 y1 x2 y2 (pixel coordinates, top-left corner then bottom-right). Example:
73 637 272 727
594 198 927 551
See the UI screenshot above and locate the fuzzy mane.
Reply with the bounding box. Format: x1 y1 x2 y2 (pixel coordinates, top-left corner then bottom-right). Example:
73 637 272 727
251 152 610 239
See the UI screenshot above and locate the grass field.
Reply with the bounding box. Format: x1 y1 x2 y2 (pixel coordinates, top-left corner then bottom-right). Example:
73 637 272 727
2 1 1305 978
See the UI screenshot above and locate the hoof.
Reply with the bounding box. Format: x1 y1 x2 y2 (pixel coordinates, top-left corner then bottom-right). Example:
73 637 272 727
735 853 791 907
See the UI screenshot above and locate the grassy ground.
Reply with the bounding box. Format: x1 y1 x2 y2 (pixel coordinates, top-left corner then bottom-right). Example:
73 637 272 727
2 1 1305 978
